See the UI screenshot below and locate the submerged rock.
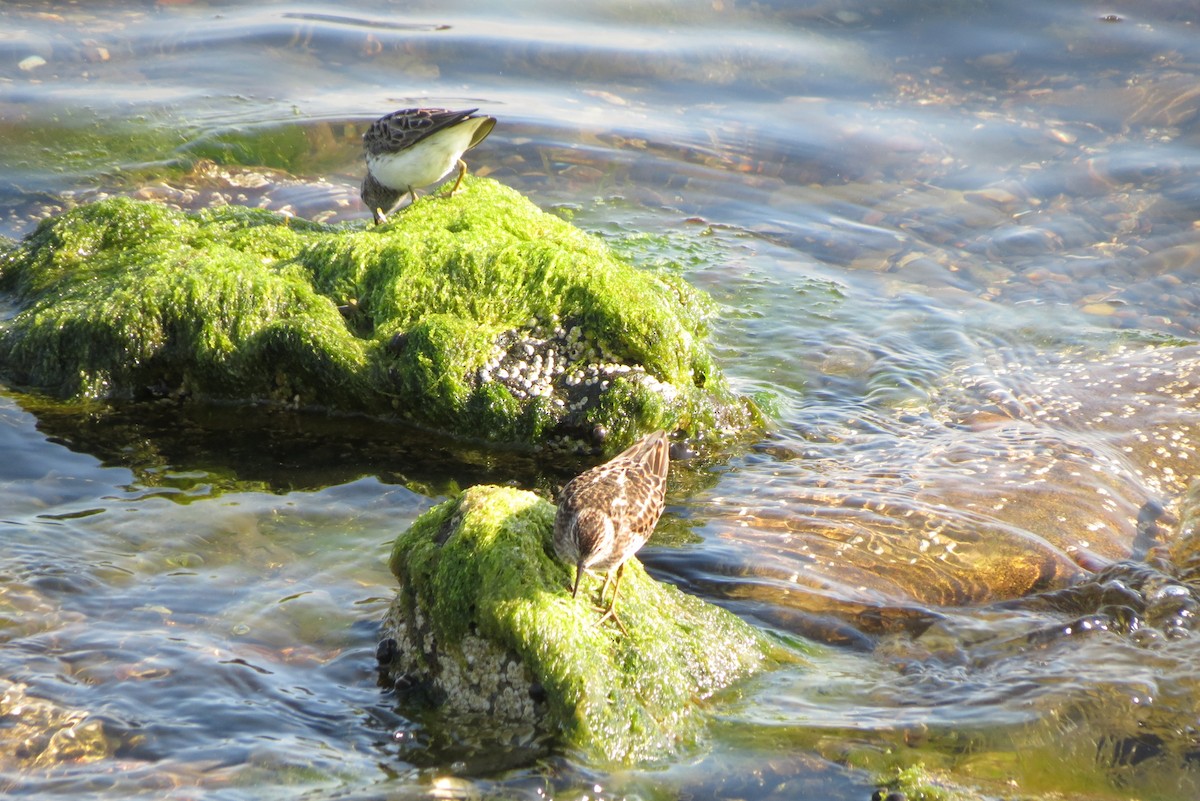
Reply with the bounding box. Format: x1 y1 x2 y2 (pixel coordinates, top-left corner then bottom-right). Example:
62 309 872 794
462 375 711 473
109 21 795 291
0 679 113 768
378 484 779 764
0 179 753 453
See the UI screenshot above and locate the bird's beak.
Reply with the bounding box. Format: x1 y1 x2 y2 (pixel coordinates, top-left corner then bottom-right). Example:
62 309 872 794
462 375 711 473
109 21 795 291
571 559 585 598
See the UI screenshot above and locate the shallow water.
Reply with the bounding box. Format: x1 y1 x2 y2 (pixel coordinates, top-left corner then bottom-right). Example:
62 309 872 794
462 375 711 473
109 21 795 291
4 0 1200 798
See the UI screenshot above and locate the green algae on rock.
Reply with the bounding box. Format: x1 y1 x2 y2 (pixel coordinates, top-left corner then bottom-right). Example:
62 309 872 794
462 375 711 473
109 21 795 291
0 179 752 452
379 484 777 764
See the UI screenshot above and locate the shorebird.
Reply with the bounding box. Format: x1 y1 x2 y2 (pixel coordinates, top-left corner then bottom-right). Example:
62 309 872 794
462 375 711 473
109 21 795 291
553 430 670 633
360 107 496 224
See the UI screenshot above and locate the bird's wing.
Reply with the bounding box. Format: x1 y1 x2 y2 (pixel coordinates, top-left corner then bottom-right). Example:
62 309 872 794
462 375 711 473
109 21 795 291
363 108 479 155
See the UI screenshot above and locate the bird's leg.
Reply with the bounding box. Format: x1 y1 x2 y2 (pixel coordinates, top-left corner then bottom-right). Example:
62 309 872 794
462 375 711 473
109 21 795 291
598 568 615 607
582 570 610 614
593 564 629 635
447 158 468 195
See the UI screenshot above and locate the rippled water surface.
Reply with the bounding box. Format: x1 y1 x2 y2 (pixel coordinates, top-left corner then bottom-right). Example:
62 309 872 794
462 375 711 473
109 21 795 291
4 0 1200 798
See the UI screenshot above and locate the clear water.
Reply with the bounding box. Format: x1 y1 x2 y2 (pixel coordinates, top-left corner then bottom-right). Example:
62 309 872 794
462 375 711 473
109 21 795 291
3 0 1200 798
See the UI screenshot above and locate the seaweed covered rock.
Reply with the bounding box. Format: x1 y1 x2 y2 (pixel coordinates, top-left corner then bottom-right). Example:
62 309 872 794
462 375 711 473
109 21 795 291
0 180 752 452
378 484 778 764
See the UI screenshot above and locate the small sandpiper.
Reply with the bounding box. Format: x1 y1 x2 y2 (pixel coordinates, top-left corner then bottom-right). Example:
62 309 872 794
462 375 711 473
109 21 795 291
360 107 496 225
553 430 670 634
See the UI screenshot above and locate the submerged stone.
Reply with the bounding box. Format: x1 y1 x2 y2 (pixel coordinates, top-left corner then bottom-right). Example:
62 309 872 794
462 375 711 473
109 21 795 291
0 679 114 768
0 180 753 453
378 484 780 765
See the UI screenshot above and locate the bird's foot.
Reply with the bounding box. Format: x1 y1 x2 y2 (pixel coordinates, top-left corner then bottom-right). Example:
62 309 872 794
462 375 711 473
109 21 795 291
591 604 629 636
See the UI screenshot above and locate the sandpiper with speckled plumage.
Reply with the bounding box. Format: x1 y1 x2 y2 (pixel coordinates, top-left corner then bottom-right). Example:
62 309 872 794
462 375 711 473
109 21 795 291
553 430 670 633
360 107 496 225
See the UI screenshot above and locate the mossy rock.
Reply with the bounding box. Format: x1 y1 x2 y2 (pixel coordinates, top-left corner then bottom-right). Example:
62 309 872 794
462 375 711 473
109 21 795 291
0 179 753 453
379 484 780 764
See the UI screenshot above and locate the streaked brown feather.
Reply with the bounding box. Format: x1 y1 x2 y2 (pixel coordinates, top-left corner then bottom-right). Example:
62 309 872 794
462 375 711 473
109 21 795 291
553 431 670 618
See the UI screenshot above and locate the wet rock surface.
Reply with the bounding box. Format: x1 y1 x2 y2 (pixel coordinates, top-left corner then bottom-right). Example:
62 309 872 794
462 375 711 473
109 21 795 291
378 484 779 765
0 179 752 454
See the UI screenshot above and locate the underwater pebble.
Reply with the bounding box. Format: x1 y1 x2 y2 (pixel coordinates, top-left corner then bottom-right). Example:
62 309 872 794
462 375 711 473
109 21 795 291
18 55 47 72
964 187 1020 209
990 226 1061 257
81 40 110 62
1080 302 1117 317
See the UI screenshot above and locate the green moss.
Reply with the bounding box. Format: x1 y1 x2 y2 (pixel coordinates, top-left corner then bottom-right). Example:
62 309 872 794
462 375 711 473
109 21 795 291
874 764 980 801
300 181 710 387
0 199 364 403
390 314 501 423
0 179 754 450
0 115 191 191
585 375 668 442
182 124 316 172
389 485 777 764
178 120 359 176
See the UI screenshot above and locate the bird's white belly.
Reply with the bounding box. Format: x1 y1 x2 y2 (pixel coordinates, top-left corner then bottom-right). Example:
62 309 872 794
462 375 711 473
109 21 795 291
367 124 478 191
